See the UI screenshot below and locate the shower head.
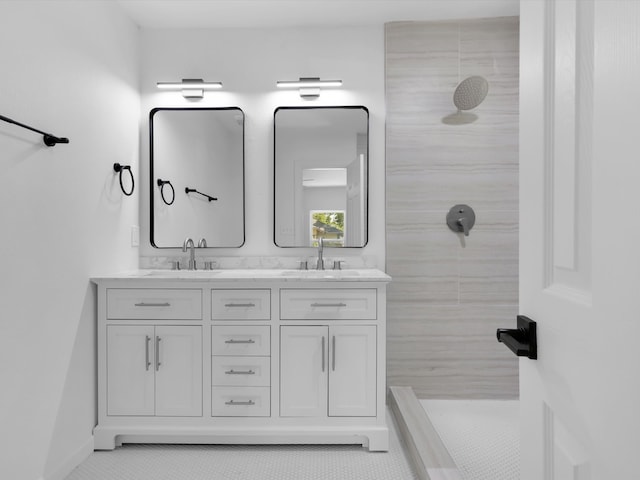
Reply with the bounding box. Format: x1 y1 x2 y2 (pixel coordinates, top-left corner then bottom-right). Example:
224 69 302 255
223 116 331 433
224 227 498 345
453 76 489 111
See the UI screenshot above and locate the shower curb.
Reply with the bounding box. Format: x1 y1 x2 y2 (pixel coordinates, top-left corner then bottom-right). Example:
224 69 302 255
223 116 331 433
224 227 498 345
388 386 462 480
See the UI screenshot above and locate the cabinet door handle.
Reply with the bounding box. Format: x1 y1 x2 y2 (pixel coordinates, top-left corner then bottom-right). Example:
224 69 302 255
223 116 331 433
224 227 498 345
332 335 336 371
311 302 347 308
321 336 326 372
225 399 255 406
225 369 255 375
224 339 255 344
145 335 151 371
155 336 161 371
135 302 171 307
224 303 256 308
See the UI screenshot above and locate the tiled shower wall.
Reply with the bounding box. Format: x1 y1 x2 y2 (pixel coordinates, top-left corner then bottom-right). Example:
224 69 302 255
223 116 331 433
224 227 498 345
385 17 519 399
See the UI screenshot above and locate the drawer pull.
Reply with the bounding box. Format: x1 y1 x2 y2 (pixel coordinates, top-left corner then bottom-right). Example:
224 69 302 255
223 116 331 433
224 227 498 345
155 336 162 371
224 303 256 308
332 335 336 371
145 335 151 371
225 369 256 375
310 302 347 308
224 339 256 344
134 302 171 307
225 399 255 406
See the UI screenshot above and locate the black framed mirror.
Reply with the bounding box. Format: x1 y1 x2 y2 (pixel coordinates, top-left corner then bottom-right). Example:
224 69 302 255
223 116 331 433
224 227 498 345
150 107 245 248
274 106 369 248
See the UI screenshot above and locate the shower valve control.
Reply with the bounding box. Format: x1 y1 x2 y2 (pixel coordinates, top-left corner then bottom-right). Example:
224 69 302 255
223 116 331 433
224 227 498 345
446 204 476 236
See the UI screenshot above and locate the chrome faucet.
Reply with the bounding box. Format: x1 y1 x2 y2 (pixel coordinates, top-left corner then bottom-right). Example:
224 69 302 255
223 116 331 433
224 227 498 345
198 238 207 248
182 237 196 270
316 237 325 270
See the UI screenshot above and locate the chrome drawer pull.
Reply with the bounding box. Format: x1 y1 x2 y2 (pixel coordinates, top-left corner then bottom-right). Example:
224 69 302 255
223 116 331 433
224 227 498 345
155 336 161 371
135 302 171 307
145 335 151 371
225 399 255 406
225 369 256 375
310 302 347 307
224 339 256 344
332 335 336 371
224 303 256 308
321 336 326 372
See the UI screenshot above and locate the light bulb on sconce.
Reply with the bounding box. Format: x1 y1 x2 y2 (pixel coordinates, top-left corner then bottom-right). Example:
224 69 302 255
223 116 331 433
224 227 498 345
276 77 343 99
156 78 223 99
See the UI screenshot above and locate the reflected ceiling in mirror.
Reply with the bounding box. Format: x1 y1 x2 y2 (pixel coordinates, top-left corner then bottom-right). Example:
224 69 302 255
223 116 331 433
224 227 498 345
274 106 368 248
150 107 245 248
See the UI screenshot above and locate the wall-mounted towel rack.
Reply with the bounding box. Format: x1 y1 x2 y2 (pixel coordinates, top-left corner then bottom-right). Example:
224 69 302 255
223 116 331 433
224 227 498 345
114 163 134 196
185 187 217 202
157 179 175 205
0 114 69 146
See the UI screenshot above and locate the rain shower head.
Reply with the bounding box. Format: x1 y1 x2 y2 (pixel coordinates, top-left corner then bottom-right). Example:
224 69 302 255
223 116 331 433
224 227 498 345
453 76 489 111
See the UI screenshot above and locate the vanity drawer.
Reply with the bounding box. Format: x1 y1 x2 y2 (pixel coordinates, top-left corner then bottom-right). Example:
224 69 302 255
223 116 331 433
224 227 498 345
280 289 377 320
212 387 270 417
211 356 270 387
211 326 270 356
211 289 271 320
107 289 202 320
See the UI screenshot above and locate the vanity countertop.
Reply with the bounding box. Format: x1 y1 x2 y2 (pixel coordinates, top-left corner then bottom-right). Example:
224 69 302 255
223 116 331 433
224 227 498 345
91 268 391 282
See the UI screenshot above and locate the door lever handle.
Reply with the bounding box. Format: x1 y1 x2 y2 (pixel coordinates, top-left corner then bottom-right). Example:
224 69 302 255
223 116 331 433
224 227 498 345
497 315 537 359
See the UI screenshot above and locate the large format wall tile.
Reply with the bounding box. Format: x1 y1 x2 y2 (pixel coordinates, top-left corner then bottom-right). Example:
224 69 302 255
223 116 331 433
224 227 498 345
385 18 519 399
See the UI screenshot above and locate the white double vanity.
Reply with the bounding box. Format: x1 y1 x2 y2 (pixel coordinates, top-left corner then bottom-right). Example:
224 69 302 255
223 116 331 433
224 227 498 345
91 269 390 451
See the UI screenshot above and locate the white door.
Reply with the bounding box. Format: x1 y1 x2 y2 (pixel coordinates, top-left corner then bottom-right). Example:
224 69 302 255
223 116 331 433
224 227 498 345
155 326 202 417
328 325 376 417
280 326 328 417
519 1 640 478
106 325 155 416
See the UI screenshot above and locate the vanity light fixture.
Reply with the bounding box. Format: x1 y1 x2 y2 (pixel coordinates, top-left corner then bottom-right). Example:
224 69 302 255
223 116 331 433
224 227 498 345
276 77 343 99
156 78 223 99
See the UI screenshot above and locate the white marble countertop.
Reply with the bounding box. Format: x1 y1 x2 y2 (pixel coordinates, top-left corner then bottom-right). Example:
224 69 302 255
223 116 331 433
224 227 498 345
91 268 391 282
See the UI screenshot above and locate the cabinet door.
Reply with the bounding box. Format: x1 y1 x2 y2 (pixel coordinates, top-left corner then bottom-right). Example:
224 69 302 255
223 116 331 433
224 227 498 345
280 326 328 417
107 325 155 416
155 326 202 417
328 325 376 417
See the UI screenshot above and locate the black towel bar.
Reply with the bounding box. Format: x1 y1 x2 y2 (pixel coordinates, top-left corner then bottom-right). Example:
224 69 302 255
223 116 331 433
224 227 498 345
0 114 69 146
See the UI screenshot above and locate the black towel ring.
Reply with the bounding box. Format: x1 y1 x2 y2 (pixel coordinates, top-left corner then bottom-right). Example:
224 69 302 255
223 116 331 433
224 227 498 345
113 163 134 196
157 179 175 205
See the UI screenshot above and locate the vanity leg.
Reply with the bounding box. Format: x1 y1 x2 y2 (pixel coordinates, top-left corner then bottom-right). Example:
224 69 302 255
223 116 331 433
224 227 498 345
367 429 390 452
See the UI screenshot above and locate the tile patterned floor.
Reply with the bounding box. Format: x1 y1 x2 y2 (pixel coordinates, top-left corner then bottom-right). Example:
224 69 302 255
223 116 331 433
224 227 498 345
421 400 520 480
65 410 418 480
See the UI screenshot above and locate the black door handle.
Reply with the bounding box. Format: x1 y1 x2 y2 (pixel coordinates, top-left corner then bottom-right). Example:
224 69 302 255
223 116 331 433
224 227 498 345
496 315 537 359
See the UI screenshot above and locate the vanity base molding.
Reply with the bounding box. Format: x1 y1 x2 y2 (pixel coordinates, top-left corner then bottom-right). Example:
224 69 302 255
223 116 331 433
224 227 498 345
93 425 389 451
92 271 390 453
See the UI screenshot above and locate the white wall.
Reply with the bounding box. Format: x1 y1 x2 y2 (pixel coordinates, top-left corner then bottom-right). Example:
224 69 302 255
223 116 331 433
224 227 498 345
139 26 386 268
0 2 140 479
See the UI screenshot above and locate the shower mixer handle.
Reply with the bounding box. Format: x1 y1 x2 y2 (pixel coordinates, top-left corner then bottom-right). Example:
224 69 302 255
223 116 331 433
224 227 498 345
457 217 470 236
446 204 476 236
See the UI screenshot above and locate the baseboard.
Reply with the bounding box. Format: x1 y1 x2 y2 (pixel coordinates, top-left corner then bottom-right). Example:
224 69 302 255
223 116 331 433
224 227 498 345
388 386 462 480
43 436 94 480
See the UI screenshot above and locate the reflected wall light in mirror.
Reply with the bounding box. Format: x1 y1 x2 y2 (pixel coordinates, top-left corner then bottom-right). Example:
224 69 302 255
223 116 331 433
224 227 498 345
276 77 342 99
150 107 245 248
156 78 223 99
274 106 368 248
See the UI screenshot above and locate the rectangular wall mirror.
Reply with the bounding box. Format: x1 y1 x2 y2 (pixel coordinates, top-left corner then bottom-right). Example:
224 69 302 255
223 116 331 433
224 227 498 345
150 107 245 248
274 106 368 248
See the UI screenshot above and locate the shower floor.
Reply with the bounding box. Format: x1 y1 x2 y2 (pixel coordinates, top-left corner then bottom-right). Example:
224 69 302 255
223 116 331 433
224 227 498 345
420 399 520 480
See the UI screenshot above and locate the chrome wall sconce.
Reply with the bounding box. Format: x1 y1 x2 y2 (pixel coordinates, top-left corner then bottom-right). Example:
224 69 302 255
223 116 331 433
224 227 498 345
156 78 223 99
276 77 342 99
